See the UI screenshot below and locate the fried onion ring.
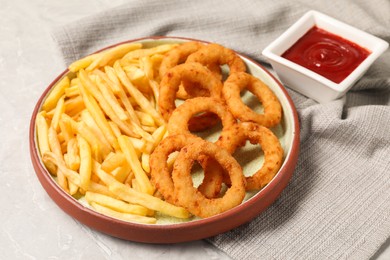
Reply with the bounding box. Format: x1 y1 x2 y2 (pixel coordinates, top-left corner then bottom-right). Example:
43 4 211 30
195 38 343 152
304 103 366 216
167 96 236 139
150 134 223 201
223 72 282 128
159 63 223 132
217 122 284 190
186 43 246 76
159 41 222 99
172 139 246 218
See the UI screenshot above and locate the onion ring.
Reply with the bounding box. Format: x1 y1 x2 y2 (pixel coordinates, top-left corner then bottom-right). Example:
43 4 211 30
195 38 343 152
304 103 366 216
159 41 222 99
223 72 282 128
171 139 246 218
216 122 284 190
159 63 223 132
167 96 236 139
149 134 223 201
186 43 246 76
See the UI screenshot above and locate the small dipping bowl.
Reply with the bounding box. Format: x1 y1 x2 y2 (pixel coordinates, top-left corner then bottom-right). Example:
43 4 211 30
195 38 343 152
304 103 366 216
262 10 388 103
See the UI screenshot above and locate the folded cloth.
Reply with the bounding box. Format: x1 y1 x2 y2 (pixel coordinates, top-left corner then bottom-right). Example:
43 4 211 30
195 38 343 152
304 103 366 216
51 0 390 259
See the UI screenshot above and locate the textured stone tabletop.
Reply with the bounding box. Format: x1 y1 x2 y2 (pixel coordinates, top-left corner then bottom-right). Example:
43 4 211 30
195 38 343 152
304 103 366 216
0 0 388 259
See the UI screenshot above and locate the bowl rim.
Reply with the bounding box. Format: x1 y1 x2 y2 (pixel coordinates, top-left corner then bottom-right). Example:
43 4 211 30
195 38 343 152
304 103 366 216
29 35 300 243
262 10 389 92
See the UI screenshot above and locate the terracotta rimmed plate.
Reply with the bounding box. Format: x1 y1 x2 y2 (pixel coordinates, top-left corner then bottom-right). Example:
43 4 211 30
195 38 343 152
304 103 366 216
29 36 300 244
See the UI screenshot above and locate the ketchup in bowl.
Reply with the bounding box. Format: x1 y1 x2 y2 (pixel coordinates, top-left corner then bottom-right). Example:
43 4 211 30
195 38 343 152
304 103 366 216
282 26 371 84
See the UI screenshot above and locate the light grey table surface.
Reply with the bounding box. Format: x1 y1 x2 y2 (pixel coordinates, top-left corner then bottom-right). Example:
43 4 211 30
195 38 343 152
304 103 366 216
1 0 388 259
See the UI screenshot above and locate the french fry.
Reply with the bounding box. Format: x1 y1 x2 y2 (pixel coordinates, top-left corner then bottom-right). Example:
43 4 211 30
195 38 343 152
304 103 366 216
58 117 74 143
50 95 65 132
42 152 80 186
89 202 156 224
113 61 164 126
42 76 70 112
65 85 80 98
80 110 112 152
64 137 80 171
86 43 142 71
118 135 154 195
94 74 128 121
101 152 126 173
68 53 101 73
85 191 149 216
121 44 178 61
144 124 166 154
48 127 68 192
141 153 150 173
79 69 139 138
78 135 92 191
135 110 155 126
64 95 85 116
96 68 141 126
36 112 57 174
61 113 112 158
111 164 131 183
78 78 118 149
94 165 190 219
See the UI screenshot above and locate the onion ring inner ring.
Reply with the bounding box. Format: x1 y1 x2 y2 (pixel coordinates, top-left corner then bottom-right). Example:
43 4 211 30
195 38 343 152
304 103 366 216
172 139 246 218
218 122 284 190
150 134 224 201
159 63 223 132
159 41 222 99
167 96 236 140
223 72 282 128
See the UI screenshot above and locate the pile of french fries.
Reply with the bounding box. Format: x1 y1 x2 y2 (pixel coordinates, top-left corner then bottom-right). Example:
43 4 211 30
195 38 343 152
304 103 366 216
36 42 191 224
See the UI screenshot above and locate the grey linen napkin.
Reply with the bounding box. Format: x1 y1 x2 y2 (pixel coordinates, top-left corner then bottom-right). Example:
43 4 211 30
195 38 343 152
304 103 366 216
51 0 390 259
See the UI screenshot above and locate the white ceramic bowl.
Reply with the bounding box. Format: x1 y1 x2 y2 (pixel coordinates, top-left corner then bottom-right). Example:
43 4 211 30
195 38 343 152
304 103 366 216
262 10 388 103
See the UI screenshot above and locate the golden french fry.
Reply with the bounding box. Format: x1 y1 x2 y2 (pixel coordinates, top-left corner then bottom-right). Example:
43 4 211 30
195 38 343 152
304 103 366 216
144 124 167 154
87 181 115 197
85 191 149 216
64 95 85 117
86 43 143 71
48 127 68 192
36 112 51 157
118 135 154 195
65 85 80 98
122 44 178 61
101 152 126 173
141 153 150 173
94 74 128 121
62 113 112 158
42 152 80 186
109 183 190 219
96 68 141 126
42 76 70 112
36 112 57 174
94 165 189 219
79 69 139 138
89 202 156 224
68 53 101 73
111 164 131 183
80 110 112 152
50 95 65 132
64 137 80 171
78 77 118 149
58 117 74 143
135 110 155 127
113 61 164 126
78 135 92 191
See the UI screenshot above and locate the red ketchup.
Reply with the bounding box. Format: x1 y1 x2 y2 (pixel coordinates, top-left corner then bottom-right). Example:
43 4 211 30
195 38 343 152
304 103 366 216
282 26 371 83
